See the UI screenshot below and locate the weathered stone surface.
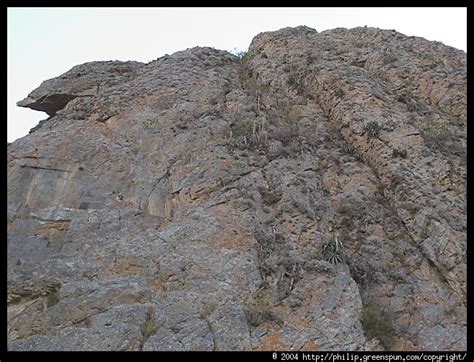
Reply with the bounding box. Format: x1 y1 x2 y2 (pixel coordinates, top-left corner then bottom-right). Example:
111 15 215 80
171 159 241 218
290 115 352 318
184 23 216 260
8 26 466 351
17 61 143 116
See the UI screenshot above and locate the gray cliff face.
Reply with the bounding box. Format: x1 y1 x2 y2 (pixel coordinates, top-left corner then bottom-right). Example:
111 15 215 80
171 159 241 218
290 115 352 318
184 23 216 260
8 26 466 351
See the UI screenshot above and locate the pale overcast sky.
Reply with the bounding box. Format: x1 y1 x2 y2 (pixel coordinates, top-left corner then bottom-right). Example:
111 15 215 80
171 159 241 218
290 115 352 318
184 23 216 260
7 7 467 142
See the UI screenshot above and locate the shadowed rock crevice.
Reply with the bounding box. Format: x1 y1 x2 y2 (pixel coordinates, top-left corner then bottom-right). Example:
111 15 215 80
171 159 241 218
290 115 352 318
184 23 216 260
17 93 78 116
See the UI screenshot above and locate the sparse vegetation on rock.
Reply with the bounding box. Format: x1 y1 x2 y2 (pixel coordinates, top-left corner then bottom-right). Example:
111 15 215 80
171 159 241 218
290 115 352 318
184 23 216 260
361 301 396 350
8 25 465 351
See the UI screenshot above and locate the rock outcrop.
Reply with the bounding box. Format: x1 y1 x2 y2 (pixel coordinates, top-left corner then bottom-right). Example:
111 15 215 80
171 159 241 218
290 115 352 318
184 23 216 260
8 26 466 351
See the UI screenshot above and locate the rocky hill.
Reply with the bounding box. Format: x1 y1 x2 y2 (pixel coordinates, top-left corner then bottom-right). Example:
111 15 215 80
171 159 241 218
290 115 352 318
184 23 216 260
7 26 466 351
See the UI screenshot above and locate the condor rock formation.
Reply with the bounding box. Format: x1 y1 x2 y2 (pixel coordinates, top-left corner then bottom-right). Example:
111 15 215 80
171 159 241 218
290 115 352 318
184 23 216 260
8 26 466 351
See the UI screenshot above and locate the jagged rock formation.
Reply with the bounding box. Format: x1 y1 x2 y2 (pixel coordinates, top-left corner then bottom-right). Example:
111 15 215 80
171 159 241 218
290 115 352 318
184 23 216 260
8 26 466 351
